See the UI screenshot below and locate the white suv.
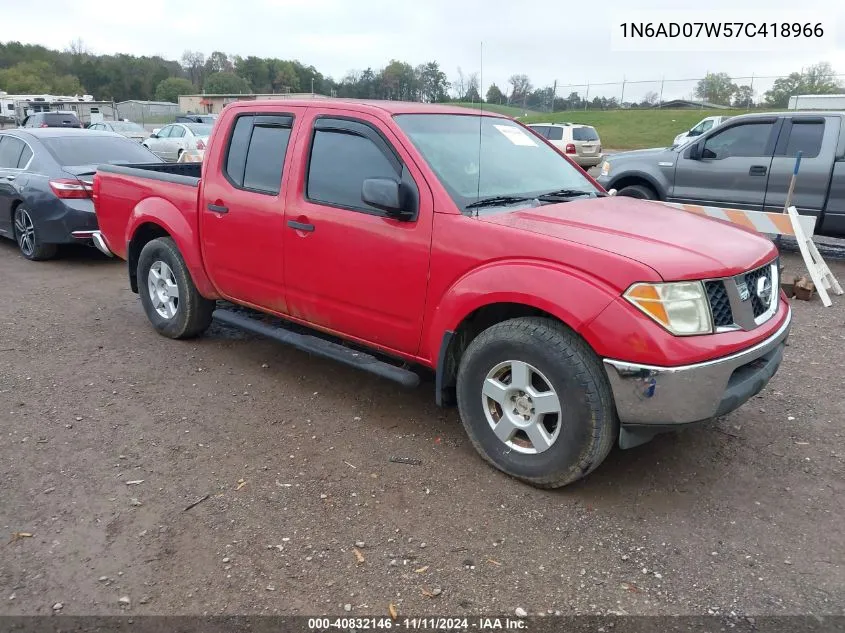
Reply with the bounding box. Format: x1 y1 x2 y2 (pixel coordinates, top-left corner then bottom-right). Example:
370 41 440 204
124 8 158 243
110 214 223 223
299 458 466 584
527 123 603 168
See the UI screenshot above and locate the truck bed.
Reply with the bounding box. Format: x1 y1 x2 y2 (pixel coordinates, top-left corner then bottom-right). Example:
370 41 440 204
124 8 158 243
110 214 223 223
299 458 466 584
94 163 201 260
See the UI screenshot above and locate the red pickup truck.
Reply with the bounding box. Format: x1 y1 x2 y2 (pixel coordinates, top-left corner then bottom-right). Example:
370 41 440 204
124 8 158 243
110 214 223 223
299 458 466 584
93 99 791 488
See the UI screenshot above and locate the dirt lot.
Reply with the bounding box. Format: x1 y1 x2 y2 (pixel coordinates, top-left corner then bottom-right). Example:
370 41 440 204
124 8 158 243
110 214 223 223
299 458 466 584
1 240 843 619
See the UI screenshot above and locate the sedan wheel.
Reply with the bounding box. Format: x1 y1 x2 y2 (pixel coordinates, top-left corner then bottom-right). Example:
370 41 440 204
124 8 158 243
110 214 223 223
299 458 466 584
14 207 35 258
13 206 57 261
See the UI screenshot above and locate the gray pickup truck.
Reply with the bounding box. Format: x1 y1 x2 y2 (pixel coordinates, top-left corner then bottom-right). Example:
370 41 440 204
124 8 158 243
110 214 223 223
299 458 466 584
596 111 845 237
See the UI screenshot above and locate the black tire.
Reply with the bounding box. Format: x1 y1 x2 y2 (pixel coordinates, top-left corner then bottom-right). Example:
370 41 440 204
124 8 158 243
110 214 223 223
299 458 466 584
137 237 214 339
616 184 656 200
456 317 617 488
13 204 57 261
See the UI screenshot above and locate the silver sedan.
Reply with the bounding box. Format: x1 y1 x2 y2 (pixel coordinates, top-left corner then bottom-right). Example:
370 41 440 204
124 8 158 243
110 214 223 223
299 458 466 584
143 122 212 162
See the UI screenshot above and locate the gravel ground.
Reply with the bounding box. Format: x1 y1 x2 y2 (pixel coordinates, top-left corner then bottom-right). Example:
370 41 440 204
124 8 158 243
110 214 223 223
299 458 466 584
0 240 843 619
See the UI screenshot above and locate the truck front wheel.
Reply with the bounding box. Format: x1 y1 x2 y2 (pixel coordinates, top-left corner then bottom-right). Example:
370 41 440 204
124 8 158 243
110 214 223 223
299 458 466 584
456 317 617 488
137 237 214 339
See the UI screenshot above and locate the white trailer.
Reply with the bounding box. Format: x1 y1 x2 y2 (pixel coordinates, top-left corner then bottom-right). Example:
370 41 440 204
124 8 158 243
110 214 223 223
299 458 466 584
787 94 845 110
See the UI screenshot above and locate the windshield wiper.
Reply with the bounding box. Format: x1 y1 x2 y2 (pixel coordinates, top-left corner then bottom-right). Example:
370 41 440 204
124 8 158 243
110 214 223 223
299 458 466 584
536 188 602 201
465 195 534 210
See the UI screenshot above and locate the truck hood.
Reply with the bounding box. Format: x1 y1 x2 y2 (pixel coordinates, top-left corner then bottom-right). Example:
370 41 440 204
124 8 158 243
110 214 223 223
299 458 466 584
479 197 777 280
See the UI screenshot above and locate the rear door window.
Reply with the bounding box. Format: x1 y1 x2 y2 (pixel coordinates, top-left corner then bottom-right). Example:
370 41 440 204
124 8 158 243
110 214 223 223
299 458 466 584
783 121 824 158
224 114 293 195
529 125 550 138
546 126 564 141
0 136 25 168
170 126 186 138
18 143 33 168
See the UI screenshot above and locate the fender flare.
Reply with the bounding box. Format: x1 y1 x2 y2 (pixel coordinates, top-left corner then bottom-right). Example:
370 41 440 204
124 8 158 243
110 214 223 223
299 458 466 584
424 259 620 366
125 197 217 298
607 170 667 200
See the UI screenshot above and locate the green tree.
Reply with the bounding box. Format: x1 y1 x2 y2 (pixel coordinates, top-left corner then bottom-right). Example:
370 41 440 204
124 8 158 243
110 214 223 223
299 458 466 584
0 60 83 94
764 62 842 107
694 72 737 105
234 56 270 92
416 61 449 102
485 83 505 104
155 77 195 102
204 51 232 75
268 60 300 92
203 72 251 94
507 74 533 104
733 85 755 108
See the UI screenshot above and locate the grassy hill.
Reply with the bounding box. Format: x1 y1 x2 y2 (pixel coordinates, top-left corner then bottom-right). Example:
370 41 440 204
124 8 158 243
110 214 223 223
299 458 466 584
523 109 752 149
456 104 758 150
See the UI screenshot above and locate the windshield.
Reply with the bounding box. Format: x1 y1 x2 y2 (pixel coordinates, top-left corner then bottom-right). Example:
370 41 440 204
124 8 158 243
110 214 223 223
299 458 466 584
395 114 598 212
111 122 146 133
184 123 213 136
43 136 160 166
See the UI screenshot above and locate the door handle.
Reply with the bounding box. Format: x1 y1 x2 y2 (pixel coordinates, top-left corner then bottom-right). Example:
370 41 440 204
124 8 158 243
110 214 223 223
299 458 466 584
749 165 767 176
207 203 229 214
287 220 315 232
2 175 15 182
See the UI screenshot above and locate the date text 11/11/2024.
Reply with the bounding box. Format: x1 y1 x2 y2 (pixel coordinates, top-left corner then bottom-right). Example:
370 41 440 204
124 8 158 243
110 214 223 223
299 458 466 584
307 617 528 630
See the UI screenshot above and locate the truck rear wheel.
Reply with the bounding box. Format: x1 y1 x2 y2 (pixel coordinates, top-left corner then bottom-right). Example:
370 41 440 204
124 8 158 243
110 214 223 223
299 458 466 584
137 237 214 339
456 317 617 488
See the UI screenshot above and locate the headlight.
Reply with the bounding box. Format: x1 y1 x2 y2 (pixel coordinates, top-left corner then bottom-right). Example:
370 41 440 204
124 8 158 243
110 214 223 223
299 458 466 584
624 281 712 336
600 161 611 177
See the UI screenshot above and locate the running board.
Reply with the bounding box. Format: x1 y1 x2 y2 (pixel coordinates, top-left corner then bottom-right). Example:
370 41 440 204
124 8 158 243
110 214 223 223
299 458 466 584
212 308 421 388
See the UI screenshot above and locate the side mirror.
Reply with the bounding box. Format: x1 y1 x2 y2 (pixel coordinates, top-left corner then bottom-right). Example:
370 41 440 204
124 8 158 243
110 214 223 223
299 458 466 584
688 142 701 160
688 129 701 137
362 178 414 219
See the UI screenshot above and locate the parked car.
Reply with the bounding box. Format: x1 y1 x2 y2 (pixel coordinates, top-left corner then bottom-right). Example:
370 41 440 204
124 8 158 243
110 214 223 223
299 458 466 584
672 115 732 146
93 99 790 488
88 120 149 143
0 128 162 260
20 111 83 129
526 123 603 168
597 111 845 237
175 114 217 124
143 122 212 162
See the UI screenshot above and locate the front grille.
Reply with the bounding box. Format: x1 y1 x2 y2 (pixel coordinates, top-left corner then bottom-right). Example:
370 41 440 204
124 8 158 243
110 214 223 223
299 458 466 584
744 265 773 318
705 281 733 327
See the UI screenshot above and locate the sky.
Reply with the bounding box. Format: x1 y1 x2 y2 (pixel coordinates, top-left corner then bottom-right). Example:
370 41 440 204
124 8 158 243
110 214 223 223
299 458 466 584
3 0 845 102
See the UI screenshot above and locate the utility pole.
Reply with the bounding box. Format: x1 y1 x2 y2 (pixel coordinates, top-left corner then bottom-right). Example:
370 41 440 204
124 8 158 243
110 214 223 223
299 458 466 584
620 76 626 107
584 82 590 110
552 79 557 112
659 77 665 108
311 77 315 95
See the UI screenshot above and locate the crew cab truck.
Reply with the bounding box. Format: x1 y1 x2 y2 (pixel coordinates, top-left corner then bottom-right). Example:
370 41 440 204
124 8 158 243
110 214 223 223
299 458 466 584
598 111 845 238
92 100 792 488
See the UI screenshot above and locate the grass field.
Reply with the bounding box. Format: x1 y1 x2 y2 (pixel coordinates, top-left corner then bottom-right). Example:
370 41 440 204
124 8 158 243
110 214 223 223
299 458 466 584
451 101 541 118
453 103 755 150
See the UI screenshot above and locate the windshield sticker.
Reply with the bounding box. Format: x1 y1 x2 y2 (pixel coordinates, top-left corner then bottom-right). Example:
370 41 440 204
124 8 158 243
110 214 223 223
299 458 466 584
493 125 538 147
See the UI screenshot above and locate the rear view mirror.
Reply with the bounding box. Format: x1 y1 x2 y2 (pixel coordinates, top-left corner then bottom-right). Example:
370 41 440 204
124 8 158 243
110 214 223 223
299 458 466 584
362 178 414 220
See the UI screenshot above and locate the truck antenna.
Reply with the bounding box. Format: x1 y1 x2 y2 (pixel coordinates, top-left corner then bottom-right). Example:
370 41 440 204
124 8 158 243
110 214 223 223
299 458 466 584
475 41 483 216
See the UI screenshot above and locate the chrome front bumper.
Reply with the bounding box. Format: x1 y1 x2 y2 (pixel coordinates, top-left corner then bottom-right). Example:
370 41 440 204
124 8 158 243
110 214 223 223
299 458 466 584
604 306 791 428
90 231 113 257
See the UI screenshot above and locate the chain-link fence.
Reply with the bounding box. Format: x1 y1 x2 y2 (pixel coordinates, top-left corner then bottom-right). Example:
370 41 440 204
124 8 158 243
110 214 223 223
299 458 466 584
499 73 845 112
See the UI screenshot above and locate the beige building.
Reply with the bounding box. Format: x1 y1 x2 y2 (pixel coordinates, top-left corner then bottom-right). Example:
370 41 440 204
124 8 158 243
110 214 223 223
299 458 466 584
178 92 330 114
